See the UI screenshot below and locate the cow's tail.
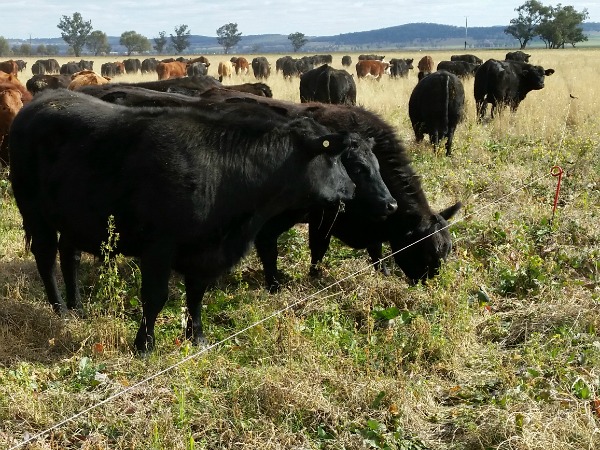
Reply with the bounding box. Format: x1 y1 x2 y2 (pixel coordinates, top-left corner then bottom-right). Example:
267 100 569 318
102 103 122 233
442 73 450 137
326 70 332 103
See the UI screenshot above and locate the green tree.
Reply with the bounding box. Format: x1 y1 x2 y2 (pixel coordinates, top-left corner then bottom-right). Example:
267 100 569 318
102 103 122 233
46 44 60 56
19 43 32 56
170 25 191 54
120 30 150 56
153 31 168 54
216 23 242 54
36 44 48 55
57 12 92 57
87 30 111 56
288 32 308 52
504 0 551 49
538 4 588 48
0 37 9 57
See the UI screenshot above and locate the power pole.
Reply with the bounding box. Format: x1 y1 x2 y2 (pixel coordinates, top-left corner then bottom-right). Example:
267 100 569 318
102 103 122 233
465 17 468 50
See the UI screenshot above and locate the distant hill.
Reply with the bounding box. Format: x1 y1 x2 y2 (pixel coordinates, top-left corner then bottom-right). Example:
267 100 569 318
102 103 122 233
8 22 600 55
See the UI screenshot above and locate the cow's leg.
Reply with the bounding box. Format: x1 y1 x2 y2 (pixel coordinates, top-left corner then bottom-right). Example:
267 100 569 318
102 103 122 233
308 210 336 277
476 100 486 121
413 124 424 143
184 275 208 345
58 236 83 313
445 127 455 157
367 244 390 276
30 230 66 315
255 212 306 293
134 245 174 353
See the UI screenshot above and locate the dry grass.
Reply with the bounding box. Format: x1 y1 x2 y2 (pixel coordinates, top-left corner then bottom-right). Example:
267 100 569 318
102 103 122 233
1 48 599 449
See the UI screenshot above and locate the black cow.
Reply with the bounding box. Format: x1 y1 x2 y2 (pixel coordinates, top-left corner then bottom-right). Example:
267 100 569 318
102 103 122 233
474 59 555 121
450 54 483 65
505 51 531 62
32 59 60 75
15 60 27 72
9 89 359 352
436 60 479 78
281 57 301 78
141 58 159 74
296 56 316 74
389 58 414 78
123 58 142 74
101 62 118 77
79 59 94 71
299 64 357 105
276 56 292 74
251 57 270 79
312 54 333 65
79 85 460 290
26 74 72 95
341 55 352 67
187 62 208 77
60 62 81 75
409 70 465 156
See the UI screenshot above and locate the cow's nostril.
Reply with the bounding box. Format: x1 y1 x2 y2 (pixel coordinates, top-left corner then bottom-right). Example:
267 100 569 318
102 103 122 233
387 201 398 213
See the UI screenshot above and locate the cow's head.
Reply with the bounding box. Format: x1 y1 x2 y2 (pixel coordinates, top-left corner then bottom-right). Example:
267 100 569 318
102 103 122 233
524 65 555 90
391 202 462 283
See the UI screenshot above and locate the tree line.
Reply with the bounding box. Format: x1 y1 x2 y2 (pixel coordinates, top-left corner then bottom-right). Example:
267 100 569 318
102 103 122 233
0 11 311 57
505 0 588 48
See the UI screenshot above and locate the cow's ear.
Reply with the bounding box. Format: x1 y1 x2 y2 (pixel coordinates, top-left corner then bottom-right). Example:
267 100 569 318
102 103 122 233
545 69 555 76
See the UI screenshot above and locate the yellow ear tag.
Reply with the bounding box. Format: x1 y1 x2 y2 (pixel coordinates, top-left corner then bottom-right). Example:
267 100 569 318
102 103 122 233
322 140 330 148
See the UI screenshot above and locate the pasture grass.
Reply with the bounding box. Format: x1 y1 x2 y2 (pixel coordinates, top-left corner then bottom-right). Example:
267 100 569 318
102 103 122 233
0 48 599 449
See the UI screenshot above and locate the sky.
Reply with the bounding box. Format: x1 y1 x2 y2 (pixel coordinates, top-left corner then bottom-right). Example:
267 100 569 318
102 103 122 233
2 0 599 40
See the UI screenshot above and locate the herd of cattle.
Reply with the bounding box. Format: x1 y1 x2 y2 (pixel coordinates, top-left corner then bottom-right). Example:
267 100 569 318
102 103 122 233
0 48 553 351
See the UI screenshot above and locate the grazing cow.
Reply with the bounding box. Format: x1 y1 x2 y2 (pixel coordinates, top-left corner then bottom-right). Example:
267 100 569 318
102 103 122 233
300 64 356 105
9 89 359 352
187 62 208 77
451 54 483 65
156 61 187 80
312 55 333 65
68 70 111 90
505 50 531 62
409 71 465 156
276 56 292 74
280 57 300 78
232 56 249 75
341 55 352 67
296 56 316 74
0 75 32 164
436 60 479 79
355 60 390 80
26 74 72 94
32 59 60 75
190 89 461 289
474 59 555 120
358 54 385 61
417 55 434 81
389 58 414 78
252 57 270 80
0 60 18 76
123 58 142 74
217 61 233 82
60 62 82 75
141 58 159 74
15 60 27 72
101 62 120 77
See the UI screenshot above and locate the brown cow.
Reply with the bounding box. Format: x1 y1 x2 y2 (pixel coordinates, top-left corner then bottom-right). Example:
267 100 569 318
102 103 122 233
232 57 249 75
0 75 32 164
0 60 18 77
68 71 111 90
355 60 390 80
217 61 233 82
417 56 434 80
156 61 187 80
